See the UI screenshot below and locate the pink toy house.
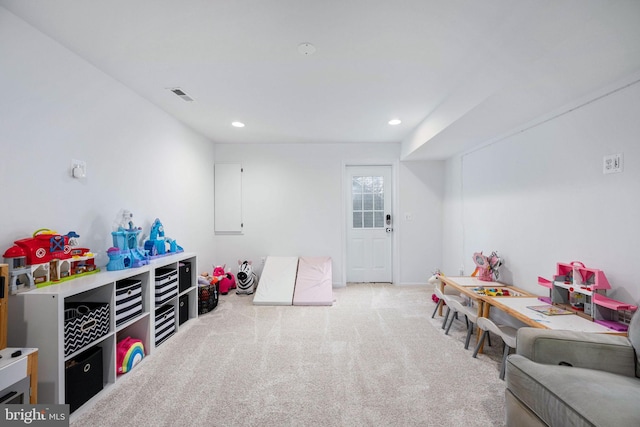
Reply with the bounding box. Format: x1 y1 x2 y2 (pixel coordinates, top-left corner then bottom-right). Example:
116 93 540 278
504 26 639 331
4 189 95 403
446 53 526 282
538 261 637 331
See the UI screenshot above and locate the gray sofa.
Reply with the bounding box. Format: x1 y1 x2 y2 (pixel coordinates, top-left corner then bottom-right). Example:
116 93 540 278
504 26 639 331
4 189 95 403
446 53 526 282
505 311 640 426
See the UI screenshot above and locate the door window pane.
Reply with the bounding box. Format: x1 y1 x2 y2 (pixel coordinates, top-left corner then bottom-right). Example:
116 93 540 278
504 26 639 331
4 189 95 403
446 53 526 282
363 212 373 228
374 194 383 210
352 175 384 229
363 194 373 210
352 194 362 211
353 212 362 228
373 176 383 193
363 176 373 193
374 211 384 228
352 177 363 194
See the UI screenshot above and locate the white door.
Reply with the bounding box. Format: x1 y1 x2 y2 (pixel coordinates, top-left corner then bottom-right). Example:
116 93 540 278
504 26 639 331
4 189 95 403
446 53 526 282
346 165 393 283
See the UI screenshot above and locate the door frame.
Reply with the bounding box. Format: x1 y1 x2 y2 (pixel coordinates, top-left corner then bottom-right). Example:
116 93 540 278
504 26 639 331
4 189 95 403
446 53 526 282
341 160 400 285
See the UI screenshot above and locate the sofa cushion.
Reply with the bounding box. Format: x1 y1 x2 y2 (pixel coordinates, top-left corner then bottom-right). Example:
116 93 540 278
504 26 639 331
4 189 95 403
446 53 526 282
627 309 640 377
507 354 640 427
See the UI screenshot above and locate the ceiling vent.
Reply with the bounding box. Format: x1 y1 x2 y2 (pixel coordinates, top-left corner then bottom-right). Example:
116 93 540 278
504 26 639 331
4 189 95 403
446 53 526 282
169 87 194 101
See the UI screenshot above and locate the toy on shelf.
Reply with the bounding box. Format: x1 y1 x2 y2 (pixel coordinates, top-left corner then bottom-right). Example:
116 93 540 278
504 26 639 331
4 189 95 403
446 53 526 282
537 261 637 331
3 228 98 293
236 260 258 295
107 210 149 271
107 214 184 271
143 218 183 258
116 336 145 375
471 251 503 281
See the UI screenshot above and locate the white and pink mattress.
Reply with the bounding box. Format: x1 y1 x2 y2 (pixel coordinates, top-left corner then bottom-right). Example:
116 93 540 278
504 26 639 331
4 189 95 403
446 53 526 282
253 256 333 306
252 256 299 305
293 256 333 306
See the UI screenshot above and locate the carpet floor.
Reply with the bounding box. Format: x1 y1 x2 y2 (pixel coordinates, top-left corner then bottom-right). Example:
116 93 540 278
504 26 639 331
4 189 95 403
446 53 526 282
71 283 507 427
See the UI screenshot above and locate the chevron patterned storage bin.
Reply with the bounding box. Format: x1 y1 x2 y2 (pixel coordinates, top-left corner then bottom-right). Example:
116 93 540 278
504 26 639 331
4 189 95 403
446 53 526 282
64 302 110 356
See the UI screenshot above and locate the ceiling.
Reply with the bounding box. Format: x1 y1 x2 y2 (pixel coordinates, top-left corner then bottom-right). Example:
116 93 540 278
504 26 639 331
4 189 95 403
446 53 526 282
2 0 640 159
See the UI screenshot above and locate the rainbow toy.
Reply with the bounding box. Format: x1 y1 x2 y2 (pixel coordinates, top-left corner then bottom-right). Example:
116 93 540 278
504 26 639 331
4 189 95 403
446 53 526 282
116 337 145 375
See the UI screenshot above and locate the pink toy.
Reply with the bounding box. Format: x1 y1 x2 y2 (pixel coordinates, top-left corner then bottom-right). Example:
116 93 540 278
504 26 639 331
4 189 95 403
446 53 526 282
537 261 637 331
213 265 236 295
471 251 503 281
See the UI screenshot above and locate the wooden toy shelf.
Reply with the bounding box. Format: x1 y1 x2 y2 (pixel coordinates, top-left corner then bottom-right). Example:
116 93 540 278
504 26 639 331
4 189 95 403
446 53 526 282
7 252 197 416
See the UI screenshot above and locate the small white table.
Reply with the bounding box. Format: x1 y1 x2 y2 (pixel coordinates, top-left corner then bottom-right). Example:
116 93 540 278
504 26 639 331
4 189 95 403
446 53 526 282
0 347 38 403
439 275 532 317
484 297 623 334
438 276 535 352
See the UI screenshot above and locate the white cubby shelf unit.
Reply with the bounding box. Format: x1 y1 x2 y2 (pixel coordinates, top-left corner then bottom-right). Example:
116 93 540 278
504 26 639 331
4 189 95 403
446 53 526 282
7 252 197 411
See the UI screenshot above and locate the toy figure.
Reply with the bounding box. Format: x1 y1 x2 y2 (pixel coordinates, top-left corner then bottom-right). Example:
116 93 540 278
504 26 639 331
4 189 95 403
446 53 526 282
213 265 236 295
108 210 148 270
236 260 258 295
428 269 442 303
198 272 213 286
472 251 503 281
144 218 183 257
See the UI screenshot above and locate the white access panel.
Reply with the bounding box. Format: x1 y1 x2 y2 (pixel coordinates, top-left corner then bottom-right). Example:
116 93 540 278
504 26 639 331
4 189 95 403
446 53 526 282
214 163 242 234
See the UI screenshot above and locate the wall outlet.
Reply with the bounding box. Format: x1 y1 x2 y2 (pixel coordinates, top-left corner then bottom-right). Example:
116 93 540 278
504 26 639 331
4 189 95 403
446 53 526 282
459 266 464 276
261 257 266 265
71 159 86 178
603 153 623 174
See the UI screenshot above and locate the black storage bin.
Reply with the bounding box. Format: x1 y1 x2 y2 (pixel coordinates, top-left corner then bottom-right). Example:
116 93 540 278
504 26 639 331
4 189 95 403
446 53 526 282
64 302 110 356
65 346 103 413
115 279 143 326
198 283 218 314
179 261 192 293
179 294 189 325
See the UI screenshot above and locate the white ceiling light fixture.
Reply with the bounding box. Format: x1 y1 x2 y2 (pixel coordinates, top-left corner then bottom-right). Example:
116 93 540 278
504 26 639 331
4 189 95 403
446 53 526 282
231 121 245 128
388 119 402 125
298 42 316 56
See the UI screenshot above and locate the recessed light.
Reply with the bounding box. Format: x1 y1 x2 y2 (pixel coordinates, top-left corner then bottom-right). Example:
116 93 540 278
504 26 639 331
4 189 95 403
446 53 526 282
388 119 401 125
232 121 245 128
298 42 316 56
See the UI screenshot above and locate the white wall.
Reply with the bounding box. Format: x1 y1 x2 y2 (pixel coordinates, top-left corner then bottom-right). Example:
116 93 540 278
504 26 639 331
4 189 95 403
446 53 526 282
213 143 444 285
0 7 445 287
0 8 216 267
442 77 640 305
399 160 444 283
